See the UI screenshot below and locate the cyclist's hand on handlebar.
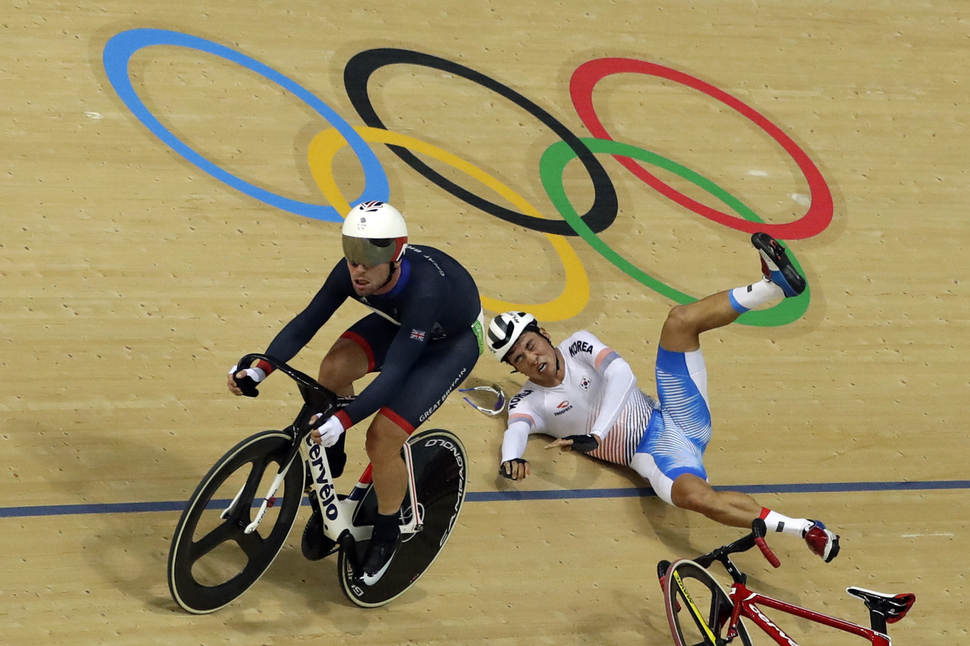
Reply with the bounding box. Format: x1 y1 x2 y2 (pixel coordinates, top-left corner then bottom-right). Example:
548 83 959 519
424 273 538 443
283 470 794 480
499 458 530 480
310 414 345 447
227 365 266 397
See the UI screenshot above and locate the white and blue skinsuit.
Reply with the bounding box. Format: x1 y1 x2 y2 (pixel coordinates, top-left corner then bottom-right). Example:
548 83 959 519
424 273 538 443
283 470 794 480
501 330 713 505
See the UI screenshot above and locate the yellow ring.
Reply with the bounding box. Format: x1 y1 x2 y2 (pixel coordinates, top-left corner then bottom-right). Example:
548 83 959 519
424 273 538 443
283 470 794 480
307 126 589 321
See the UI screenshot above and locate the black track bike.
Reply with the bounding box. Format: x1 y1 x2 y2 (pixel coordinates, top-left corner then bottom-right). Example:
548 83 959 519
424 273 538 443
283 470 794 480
167 354 468 612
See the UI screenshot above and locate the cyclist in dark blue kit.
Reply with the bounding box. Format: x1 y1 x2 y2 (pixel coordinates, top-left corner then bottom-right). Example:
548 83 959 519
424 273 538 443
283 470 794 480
227 201 484 585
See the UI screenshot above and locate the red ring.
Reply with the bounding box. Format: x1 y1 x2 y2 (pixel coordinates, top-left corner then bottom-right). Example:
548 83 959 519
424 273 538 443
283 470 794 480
570 58 832 240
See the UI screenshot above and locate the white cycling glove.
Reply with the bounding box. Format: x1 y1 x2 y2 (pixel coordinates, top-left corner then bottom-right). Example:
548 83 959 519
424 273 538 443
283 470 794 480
228 365 266 383
313 415 346 448
229 366 266 384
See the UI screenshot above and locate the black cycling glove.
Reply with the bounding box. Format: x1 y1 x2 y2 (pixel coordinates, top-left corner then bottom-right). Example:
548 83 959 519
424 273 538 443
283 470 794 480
564 434 599 454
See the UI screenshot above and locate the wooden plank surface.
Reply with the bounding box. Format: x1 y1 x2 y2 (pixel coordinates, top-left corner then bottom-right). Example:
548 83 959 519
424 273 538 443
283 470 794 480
3 0 967 643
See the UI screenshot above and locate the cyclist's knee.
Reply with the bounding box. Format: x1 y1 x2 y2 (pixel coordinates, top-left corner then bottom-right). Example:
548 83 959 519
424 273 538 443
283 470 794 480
364 416 410 462
319 338 368 393
671 473 718 513
659 305 702 353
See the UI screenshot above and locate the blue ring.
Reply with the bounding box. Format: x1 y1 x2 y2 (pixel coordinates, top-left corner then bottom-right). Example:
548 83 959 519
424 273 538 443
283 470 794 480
103 29 388 221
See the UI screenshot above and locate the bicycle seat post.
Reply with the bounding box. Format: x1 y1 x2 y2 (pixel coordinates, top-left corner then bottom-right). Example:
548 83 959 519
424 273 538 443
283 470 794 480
869 610 888 635
847 587 916 634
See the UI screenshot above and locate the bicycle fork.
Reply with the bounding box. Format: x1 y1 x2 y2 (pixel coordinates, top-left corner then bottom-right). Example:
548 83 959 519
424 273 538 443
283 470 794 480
220 437 303 534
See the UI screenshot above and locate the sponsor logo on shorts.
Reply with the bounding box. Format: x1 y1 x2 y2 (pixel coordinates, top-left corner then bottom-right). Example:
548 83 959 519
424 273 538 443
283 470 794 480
419 367 467 423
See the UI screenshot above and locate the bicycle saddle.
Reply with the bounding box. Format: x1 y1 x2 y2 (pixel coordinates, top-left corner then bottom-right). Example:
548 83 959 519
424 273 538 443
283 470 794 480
846 587 916 623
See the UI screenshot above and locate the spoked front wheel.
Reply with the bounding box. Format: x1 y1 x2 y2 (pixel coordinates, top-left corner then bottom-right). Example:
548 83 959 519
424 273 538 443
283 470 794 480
663 559 753 646
167 430 306 614
338 428 468 607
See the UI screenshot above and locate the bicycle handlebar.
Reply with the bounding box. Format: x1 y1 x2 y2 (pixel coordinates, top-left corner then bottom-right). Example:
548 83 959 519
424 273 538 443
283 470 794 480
235 353 340 417
695 518 781 570
752 519 782 568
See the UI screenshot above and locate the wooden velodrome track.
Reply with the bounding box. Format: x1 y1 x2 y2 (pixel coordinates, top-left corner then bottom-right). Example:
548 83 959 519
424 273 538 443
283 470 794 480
3 0 968 643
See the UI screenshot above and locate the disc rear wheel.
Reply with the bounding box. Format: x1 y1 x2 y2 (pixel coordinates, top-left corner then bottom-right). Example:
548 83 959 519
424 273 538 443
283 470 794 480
338 429 467 607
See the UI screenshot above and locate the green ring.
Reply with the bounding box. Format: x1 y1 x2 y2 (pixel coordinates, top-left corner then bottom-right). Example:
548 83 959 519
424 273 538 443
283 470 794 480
539 137 809 327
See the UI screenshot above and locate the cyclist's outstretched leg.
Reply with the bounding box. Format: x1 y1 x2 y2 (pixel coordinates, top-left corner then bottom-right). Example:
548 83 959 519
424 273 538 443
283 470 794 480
168 430 305 614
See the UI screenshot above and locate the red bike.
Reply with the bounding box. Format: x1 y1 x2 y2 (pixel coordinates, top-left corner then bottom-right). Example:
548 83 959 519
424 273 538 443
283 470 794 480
657 519 915 645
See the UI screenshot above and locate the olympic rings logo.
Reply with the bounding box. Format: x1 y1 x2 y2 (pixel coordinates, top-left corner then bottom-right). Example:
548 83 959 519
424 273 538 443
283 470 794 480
103 28 833 326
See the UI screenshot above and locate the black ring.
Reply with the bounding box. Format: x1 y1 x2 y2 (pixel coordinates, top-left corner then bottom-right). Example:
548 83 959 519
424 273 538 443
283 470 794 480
344 48 617 236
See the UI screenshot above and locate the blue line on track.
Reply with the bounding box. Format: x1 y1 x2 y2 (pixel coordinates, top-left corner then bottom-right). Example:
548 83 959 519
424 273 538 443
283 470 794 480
3 481 968 519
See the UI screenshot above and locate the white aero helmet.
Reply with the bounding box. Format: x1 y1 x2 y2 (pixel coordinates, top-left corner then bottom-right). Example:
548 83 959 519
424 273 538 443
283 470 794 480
342 201 408 266
487 311 540 362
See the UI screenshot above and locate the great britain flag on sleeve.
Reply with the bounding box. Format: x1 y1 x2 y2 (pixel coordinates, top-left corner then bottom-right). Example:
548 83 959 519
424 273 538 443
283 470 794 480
410 329 426 341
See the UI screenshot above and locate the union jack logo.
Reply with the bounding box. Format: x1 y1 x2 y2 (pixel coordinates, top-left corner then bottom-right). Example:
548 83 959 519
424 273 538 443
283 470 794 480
360 200 383 211
410 329 426 341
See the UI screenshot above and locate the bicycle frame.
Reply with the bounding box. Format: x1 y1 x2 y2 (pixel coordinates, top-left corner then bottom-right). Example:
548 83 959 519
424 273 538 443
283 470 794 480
230 352 424 548
724 582 892 646
302 428 424 545
170 352 465 612
232 420 425 548
664 518 912 646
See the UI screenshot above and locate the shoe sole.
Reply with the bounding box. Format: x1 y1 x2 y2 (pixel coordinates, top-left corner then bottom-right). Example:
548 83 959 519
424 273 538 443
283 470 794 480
751 232 806 296
823 533 841 563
